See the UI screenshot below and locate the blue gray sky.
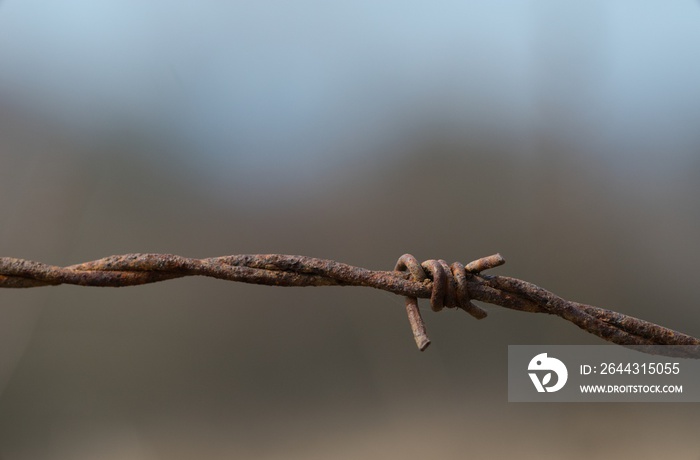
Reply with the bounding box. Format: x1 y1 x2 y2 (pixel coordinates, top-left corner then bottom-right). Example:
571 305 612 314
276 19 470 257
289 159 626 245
0 1 699 182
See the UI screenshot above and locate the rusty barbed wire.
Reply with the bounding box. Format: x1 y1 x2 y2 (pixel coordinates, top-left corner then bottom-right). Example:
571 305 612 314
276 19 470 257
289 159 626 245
0 252 698 356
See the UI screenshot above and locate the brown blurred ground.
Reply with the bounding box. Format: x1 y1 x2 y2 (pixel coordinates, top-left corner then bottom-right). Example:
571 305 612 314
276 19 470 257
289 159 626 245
1 107 699 459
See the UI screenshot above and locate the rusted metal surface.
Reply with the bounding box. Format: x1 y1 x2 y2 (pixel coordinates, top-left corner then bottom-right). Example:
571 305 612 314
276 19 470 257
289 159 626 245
1 252 698 354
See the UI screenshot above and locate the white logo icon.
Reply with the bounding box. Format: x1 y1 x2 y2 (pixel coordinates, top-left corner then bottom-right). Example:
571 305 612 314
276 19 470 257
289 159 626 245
528 353 568 392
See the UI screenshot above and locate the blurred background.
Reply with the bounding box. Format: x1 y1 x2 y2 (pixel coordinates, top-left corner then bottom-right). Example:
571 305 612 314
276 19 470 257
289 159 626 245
1 1 700 458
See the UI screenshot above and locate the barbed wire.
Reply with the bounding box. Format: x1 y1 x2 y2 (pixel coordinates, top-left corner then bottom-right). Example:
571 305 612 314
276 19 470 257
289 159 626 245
1 252 698 355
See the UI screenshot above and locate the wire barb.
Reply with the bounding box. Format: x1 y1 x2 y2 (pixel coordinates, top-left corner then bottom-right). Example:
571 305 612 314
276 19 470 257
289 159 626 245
0 252 698 355
394 254 493 351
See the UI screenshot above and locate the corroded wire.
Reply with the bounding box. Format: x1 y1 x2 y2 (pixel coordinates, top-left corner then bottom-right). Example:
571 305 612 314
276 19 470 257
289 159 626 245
394 254 491 350
0 252 698 355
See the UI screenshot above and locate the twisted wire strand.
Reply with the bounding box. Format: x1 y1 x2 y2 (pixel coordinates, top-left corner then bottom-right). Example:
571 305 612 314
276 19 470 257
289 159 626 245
1 252 698 356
